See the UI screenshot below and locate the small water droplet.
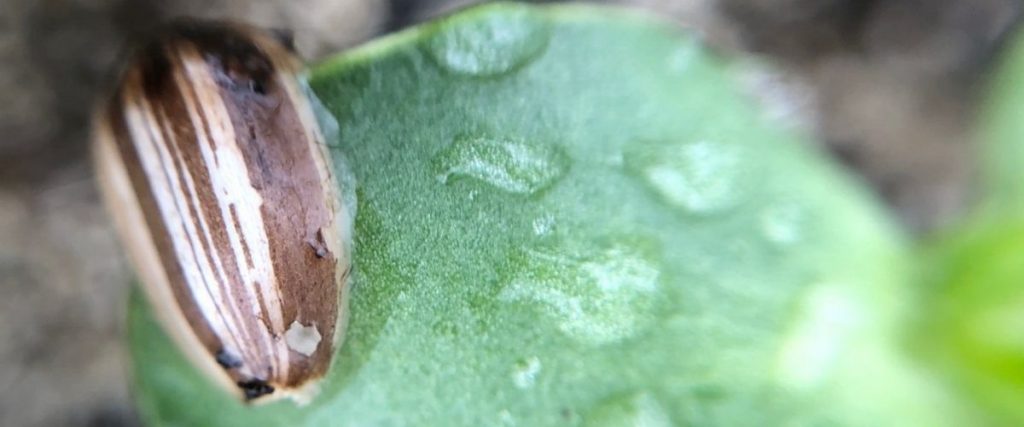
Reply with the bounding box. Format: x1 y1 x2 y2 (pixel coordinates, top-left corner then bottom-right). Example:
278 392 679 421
434 135 568 195
427 8 551 77
499 240 660 345
432 318 459 338
625 139 745 214
584 392 674 427
499 409 517 426
532 214 556 236
512 356 542 389
760 202 805 245
667 38 700 73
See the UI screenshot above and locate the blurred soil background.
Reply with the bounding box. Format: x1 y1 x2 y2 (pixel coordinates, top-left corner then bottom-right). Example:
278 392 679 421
0 0 1019 425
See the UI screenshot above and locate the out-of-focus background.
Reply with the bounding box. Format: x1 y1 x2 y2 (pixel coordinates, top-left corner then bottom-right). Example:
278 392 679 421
0 0 1019 425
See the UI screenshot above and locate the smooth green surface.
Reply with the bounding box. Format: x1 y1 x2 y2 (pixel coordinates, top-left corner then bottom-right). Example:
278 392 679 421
130 3 964 425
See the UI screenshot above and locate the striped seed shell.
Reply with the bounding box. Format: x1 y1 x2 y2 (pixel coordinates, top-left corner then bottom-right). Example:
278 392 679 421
92 20 351 403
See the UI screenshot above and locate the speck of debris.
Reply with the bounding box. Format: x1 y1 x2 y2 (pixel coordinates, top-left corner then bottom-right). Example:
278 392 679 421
307 230 331 259
237 379 275 400
285 320 322 356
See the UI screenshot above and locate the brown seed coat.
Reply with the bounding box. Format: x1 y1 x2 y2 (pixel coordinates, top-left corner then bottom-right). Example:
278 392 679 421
92 20 349 403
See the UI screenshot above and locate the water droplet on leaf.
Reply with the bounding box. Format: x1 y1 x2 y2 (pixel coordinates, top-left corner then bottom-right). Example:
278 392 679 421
512 356 542 389
434 135 568 195
626 139 745 214
499 240 661 345
427 8 550 77
760 202 805 245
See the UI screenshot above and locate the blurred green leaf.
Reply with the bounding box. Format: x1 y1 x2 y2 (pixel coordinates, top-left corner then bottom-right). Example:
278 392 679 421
913 26 1024 425
915 219 1024 425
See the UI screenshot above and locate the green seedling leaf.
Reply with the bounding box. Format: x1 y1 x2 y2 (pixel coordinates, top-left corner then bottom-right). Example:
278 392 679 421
130 3 966 425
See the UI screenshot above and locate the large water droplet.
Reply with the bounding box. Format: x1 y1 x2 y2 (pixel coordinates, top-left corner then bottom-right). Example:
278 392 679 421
434 135 568 195
499 240 661 345
427 8 551 77
760 202 805 246
511 356 542 389
625 139 745 214
584 392 675 427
